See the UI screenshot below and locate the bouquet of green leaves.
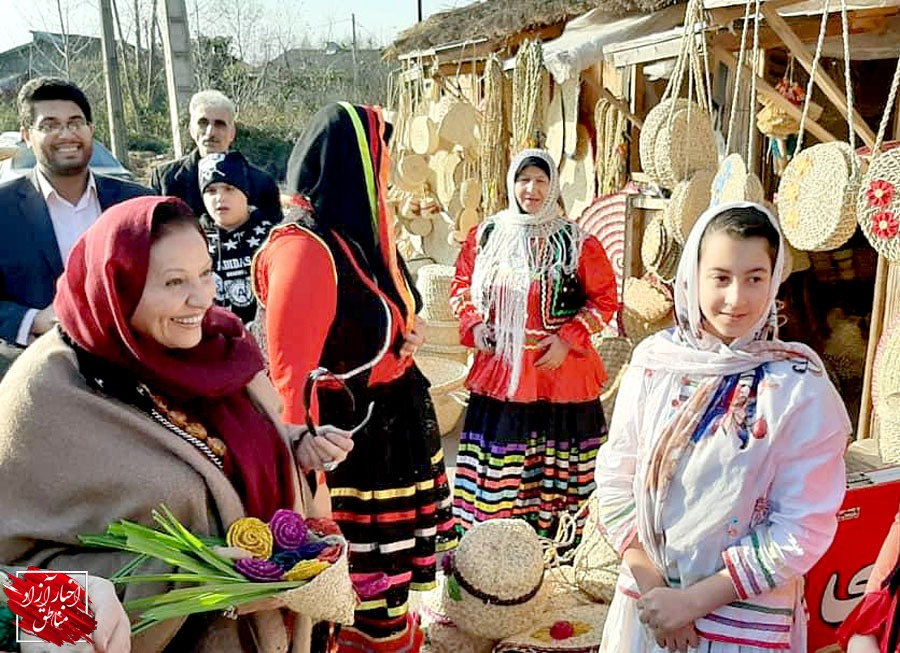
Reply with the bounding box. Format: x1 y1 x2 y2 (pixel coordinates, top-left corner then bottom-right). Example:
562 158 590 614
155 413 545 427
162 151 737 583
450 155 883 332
79 505 356 633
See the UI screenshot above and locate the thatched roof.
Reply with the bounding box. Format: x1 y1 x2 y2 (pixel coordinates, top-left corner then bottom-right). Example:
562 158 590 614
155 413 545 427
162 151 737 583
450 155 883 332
387 0 678 57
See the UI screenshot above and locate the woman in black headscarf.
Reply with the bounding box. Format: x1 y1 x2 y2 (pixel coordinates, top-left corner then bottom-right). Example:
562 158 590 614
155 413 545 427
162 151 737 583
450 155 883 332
252 102 457 651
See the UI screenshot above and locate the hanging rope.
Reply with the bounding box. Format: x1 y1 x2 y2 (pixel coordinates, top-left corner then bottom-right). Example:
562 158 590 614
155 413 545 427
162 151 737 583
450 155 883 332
872 54 900 157
726 0 754 153
796 0 831 153
840 0 857 163
746 0 762 162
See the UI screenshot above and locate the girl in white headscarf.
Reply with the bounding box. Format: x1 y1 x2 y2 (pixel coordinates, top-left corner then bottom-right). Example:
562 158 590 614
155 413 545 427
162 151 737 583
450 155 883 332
594 201 851 652
450 149 619 536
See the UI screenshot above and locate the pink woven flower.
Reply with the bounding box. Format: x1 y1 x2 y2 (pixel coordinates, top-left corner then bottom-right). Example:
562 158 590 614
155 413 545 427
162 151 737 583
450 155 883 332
235 558 285 582
872 211 900 240
867 180 895 208
269 509 308 551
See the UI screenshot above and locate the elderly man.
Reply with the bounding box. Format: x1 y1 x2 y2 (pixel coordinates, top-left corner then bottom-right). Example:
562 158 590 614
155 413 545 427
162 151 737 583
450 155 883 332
150 89 281 218
0 77 152 349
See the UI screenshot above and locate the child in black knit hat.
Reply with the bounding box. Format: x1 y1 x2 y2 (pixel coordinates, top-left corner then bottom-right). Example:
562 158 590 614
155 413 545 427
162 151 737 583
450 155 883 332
198 151 279 324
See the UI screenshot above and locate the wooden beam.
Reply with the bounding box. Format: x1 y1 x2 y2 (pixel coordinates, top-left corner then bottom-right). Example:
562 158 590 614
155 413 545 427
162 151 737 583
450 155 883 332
714 46 837 144
581 72 645 129
711 13 844 51
706 0 799 29
760 3 876 148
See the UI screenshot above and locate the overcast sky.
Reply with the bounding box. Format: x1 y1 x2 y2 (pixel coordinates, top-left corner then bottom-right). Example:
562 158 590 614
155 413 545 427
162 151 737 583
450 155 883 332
3 0 475 55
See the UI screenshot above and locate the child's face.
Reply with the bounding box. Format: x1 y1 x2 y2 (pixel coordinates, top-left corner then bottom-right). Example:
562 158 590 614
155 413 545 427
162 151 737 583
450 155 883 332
698 231 773 344
202 182 249 230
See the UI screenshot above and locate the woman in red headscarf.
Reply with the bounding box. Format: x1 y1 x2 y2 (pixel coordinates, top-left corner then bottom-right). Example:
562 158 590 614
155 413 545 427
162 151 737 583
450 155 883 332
0 196 348 652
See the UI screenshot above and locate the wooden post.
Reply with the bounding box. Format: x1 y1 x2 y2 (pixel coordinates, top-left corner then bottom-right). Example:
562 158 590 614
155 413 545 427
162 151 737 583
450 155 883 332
159 0 193 157
760 4 876 148
99 0 130 166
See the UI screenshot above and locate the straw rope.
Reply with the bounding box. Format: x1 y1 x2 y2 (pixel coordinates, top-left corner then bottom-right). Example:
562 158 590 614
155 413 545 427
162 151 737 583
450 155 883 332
796 0 831 154
512 40 545 151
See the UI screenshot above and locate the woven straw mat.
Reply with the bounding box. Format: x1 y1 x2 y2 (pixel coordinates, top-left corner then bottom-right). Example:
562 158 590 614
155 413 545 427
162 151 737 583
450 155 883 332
776 142 859 251
857 147 900 261
443 519 548 640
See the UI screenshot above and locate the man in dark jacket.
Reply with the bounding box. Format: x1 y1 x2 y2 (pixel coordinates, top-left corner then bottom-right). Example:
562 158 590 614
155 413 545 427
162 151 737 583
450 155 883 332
0 77 153 348
150 90 281 218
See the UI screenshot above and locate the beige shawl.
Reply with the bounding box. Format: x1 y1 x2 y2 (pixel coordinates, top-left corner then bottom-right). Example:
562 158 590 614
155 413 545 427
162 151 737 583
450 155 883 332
0 329 313 653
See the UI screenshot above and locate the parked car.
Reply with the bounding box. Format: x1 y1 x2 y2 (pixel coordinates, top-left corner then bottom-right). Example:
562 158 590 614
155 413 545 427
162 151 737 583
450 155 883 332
0 132 134 183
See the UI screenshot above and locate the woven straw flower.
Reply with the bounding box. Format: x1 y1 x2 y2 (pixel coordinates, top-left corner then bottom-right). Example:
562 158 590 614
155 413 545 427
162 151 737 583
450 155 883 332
227 517 274 559
872 211 900 240
268 509 308 551
234 558 284 582
531 620 592 643
283 559 330 582
867 180 895 208
793 154 812 177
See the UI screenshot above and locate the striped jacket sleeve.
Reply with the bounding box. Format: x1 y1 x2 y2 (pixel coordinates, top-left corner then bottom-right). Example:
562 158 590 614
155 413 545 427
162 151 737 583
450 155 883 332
558 235 619 352
594 364 645 554
722 380 849 600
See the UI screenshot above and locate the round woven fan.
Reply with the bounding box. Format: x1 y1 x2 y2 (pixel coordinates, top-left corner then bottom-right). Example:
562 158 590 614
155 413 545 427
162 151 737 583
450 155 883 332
460 177 482 209
654 105 718 188
436 150 463 205
397 153 430 188
409 115 440 155
777 142 859 251
666 168 715 244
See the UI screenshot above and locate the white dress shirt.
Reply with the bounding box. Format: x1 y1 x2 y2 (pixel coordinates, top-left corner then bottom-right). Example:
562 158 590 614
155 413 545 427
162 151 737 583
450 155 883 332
16 171 102 345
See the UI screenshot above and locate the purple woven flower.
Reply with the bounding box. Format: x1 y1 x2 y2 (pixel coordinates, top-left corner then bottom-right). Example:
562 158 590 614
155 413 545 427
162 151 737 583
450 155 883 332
235 558 285 582
268 509 308 551
272 550 304 571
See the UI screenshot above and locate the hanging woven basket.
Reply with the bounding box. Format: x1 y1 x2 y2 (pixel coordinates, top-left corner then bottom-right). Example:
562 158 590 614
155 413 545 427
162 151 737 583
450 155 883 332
653 105 718 188
409 115 440 155
776 142 860 251
621 276 675 342
639 98 689 185
709 154 764 206
666 168 715 244
856 148 900 261
875 318 900 463
641 214 682 282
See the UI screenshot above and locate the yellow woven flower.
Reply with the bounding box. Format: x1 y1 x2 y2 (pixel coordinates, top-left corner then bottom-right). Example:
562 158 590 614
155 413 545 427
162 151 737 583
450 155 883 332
783 208 801 229
793 154 812 177
283 559 330 581
781 180 800 204
226 517 274 559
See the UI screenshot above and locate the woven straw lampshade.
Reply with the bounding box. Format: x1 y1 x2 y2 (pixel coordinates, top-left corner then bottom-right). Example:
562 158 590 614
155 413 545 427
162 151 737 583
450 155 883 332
875 318 900 462
442 519 548 640
857 148 900 262
776 142 860 251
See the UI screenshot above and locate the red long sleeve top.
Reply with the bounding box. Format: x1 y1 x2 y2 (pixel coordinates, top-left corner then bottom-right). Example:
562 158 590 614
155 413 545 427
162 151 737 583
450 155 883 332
450 226 619 403
253 227 412 425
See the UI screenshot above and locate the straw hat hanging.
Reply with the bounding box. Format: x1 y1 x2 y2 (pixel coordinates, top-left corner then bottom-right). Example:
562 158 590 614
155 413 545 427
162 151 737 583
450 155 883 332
857 55 900 262
776 0 861 252
442 519 549 640
874 317 900 463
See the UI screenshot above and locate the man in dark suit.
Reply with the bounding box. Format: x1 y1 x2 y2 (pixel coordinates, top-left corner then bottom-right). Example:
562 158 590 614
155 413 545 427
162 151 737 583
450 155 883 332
150 89 281 218
0 77 153 347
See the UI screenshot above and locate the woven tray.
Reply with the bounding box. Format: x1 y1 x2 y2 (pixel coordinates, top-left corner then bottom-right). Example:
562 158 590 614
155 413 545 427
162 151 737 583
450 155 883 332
857 148 900 261
777 142 859 251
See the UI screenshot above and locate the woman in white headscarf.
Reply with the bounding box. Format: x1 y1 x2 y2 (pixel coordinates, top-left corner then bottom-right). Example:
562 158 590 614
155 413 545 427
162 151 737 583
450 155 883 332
594 201 851 652
450 149 619 537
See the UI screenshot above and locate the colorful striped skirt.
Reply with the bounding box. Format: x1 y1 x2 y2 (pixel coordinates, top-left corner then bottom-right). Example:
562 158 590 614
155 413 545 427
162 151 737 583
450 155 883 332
326 366 457 648
452 394 607 538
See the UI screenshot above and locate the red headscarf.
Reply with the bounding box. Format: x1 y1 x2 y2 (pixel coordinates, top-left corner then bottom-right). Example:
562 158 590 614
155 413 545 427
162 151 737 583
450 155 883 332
54 196 294 520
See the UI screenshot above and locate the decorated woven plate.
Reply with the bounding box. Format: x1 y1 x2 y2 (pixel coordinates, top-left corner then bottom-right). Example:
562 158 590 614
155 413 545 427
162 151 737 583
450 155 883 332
874 318 900 460
654 105 718 188
857 148 900 261
667 169 715 244
710 154 748 207
639 98 688 185
777 142 857 251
